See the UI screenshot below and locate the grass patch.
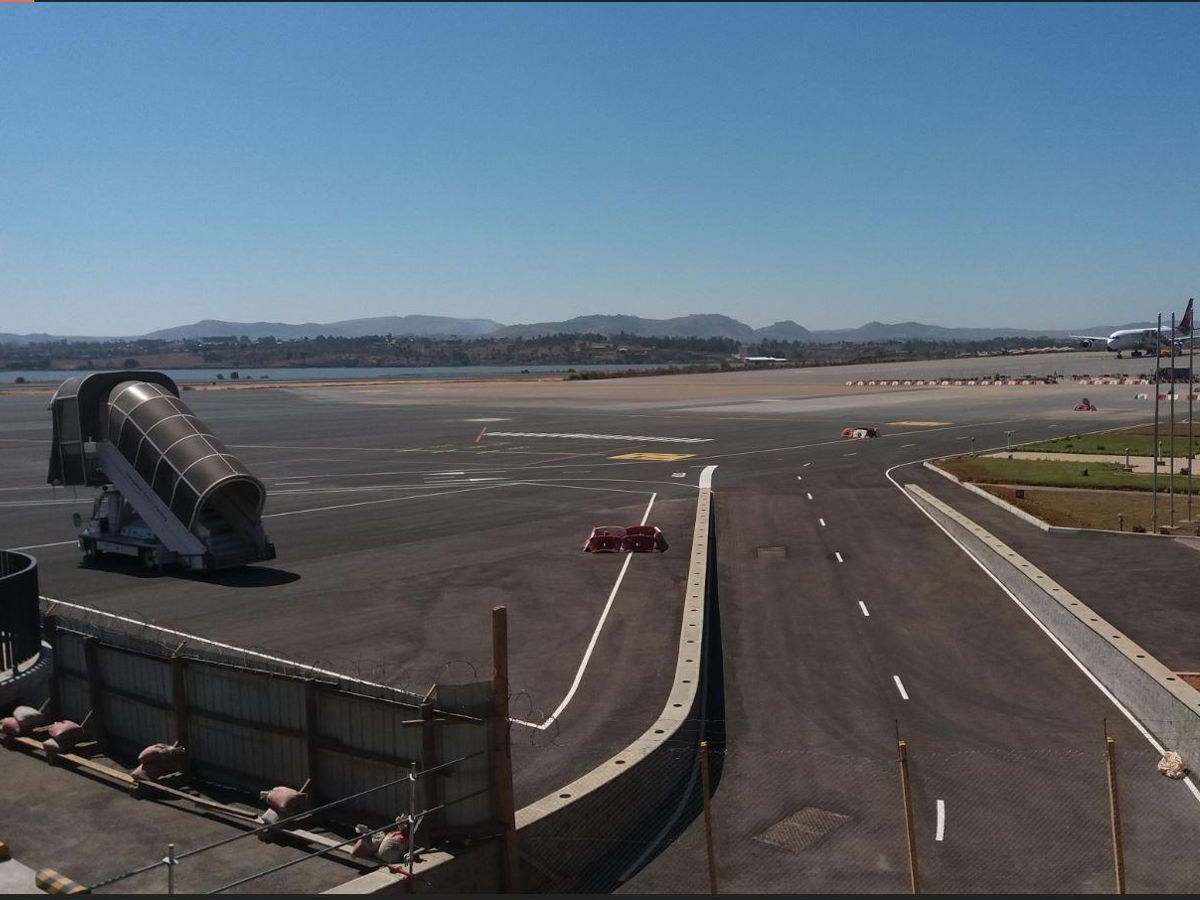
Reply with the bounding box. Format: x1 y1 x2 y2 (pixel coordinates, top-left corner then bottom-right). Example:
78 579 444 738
1021 428 1200 458
934 455 1200 491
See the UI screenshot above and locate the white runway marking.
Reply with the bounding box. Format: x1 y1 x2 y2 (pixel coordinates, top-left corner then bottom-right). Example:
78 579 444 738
806 492 813 500
835 551 844 563
796 475 802 481
274 481 310 486
803 462 812 467
482 431 711 444
516 492 659 731
819 518 826 527
463 418 510 422
936 800 946 841
859 601 870 617
14 540 77 551
894 675 909 700
843 452 857 457
901 443 917 448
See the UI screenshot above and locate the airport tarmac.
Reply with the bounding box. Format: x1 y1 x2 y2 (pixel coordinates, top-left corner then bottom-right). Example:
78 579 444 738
3 350 1200 892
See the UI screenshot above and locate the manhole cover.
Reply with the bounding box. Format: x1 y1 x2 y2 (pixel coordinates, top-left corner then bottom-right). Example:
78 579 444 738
756 546 787 559
753 806 851 854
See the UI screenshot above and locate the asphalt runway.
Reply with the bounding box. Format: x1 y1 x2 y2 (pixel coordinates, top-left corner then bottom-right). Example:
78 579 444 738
4 349 1200 892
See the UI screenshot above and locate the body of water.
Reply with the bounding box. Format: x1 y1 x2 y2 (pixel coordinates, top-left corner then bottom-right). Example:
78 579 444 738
1 363 691 386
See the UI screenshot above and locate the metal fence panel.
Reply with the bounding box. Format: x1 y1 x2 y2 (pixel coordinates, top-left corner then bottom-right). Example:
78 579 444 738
102 691 173 763
316 690 424 762
314 747 410 821
437 722 493 828
186 662 307 731
96 646 171 706
187 713 308 792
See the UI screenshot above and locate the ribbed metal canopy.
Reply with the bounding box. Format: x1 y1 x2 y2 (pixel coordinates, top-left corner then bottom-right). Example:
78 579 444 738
99 381 266 531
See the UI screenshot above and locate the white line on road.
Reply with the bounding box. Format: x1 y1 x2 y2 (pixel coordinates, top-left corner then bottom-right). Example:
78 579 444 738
806 492 813 500
796 475 802 481
13 540 77 551
859 601 870 617
901 443 917 448
835 551 844 563
274 481 310 486
819 518 826 527
803 462 812 467
936 800 946 841
843 452 857 457
482 431 712 444
894 675 909 700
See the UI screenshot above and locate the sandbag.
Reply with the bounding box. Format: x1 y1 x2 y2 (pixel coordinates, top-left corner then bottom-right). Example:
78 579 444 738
261 786 310 817
133 741 186 780
47 721 84 751
376 827 408 864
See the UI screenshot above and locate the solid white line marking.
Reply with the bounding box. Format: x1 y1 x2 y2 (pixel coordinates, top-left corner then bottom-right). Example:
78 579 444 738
819 518 826 527
835 551 844 563
843 452 857 457
894 675 909 700
482 431 711 444
902 443 917 448
274 481 310 486
887 462 1200 806
859 601 870 617
14 540 77 551
936 799 945 841
527 490 660 731
806 492 813 500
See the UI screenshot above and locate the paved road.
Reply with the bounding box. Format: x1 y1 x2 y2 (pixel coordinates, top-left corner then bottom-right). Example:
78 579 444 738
3 351 1200 892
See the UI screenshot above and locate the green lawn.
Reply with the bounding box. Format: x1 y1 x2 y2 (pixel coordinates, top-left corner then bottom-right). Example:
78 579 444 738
1020 432 1200 459
936 455 1200 492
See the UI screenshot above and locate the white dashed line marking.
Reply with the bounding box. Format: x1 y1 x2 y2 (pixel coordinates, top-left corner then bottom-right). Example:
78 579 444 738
819 518 826 527
806 492 813 501
894 675 909 700
843 452 857 457
901 443 916 448
835 551 844 563
274 481 310 486
859 601 870 617
936 800 945 841
796 475 802 481
803 462 812 467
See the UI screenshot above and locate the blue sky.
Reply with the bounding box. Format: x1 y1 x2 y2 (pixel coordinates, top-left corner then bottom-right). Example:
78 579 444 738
4 3 1198 336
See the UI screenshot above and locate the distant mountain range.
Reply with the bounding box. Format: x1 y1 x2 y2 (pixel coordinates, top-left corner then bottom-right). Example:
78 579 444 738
0 313 1164 345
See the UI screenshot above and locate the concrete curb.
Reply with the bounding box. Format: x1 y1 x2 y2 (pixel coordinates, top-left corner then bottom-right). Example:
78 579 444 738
905 483 1200 772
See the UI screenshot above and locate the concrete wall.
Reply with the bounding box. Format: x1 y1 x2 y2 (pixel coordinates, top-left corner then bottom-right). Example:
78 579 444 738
906 483 1200 768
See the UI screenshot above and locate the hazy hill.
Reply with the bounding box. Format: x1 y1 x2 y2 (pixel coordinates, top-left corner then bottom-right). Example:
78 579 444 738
1 312 1106 345
141 315 505 341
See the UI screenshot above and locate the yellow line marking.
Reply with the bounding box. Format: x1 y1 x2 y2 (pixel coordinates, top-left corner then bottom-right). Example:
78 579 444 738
609 452 697 461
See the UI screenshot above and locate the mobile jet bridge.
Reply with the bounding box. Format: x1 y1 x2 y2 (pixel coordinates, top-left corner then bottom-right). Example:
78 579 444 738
47 371 275 572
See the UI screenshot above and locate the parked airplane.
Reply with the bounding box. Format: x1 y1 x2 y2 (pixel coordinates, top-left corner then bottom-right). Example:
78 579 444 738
1071 298 1194 358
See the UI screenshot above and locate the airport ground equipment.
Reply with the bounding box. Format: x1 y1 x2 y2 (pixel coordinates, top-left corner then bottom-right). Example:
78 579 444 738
47 371 276 572
582 524 669 553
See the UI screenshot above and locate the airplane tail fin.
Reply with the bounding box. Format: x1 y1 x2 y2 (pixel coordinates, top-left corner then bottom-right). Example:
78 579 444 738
1180 298 1194 334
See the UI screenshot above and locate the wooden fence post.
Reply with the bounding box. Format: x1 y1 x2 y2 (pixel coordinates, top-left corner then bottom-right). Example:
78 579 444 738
898 739 920 894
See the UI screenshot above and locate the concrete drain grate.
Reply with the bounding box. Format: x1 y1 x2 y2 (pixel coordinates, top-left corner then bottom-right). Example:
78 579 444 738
753 806 851 854
756 545 788 559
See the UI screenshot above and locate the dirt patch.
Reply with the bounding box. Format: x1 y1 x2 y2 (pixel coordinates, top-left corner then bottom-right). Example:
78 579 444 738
981 484 1200 535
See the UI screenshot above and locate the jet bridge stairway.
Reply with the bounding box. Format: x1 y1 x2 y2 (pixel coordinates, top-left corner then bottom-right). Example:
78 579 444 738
48 371 275 572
